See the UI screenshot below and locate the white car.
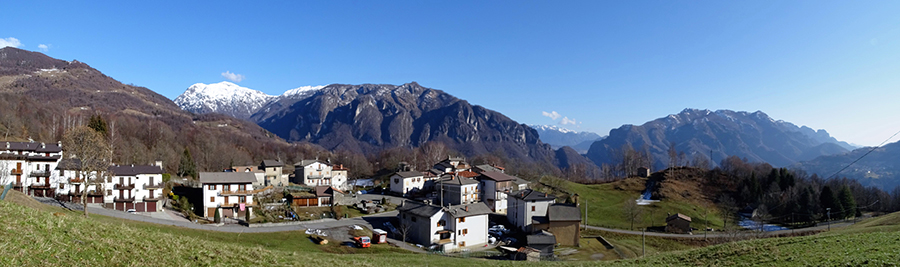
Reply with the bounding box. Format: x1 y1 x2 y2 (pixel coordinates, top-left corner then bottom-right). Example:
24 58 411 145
126 209 137 213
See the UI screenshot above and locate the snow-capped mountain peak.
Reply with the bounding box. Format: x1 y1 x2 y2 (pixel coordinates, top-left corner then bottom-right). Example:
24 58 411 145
529 124 576 134
174 81 326 120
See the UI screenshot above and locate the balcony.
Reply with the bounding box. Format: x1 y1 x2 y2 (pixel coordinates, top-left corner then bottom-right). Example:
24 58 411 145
30 171 51 177
29 183 51 189
220 190 254 196
143 195 161 201
10 169 22 175
114 183 135 190
114 197 135 202
12 182 23 188
68 178 84 183
144 183 165 190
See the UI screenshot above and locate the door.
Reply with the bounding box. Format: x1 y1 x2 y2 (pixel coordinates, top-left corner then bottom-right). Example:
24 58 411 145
147 202 157 212
135 202 145 212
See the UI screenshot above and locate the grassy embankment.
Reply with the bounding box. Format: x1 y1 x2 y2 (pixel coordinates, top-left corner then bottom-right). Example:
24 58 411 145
536 175 727 231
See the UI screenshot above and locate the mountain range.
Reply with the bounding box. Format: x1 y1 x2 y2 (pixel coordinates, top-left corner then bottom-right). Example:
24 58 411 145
529 125 603 153
795 143 900 191
585 108 854 170
174 81 324 120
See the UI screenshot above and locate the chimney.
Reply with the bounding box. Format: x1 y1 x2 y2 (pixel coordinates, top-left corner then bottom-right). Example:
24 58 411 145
155 161 163 167
5 142 8 149
41 142 46 148
465 206 468 212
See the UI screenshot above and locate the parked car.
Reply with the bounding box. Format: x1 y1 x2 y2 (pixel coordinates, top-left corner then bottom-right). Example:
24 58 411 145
383 222 399 235
126 209 137 213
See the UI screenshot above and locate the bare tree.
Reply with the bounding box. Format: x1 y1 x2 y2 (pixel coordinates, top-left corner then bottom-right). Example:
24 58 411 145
63 126 112 217
398 220 414 243
624 197 643 231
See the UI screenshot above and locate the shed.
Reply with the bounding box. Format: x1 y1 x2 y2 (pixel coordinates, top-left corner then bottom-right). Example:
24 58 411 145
665 213 692 234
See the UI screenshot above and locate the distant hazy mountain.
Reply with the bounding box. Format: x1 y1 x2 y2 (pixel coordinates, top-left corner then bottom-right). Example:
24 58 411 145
174 82 324 120
795 142 900 191
585 109 852 169
529 125 604 153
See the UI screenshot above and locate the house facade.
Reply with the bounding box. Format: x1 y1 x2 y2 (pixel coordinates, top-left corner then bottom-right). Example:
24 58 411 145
507 189 557 232
292 160 349 190
665 213 692 234
200 172 256 220
230 165 265 188
396 201 490 252
390 171 425 196
107 163 165 212
54 158 102 204
259 160 286 187
476 171 518 213
0 141 63 197
438 175 480 206
532 204 582 246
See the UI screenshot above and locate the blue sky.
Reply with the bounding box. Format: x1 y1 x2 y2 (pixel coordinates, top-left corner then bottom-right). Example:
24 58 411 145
4 1 900 146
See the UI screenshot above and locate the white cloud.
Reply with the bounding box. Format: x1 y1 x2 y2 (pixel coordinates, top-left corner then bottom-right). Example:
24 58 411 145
0 37 22 48
559 116 577 125
542 111 562 120
38 44 49 52
221 71 245 83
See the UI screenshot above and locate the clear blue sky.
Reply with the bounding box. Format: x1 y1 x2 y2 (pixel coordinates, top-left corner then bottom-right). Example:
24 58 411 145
4 1 900 146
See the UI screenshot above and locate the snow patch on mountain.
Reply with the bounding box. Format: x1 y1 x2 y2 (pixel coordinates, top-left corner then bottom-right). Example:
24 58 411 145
174 81 326 120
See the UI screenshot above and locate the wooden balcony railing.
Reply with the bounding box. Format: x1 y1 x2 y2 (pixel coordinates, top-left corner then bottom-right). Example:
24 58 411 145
30 171 51 177
10 169 22 175
143 195 161 201
114 197 135 202
220 190 254 196
114 183 135 190
68 178 84 183
144 183 165 190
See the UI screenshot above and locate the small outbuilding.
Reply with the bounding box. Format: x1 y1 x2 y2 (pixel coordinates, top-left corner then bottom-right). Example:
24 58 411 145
637 167 650 178
665 213 692 234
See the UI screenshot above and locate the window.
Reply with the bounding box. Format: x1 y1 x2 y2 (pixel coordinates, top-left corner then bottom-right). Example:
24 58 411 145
239 196 246 203
462 229 468 235
58 184 64 189
59 170 64 176
239 184 246 191
459 217 465 223
532 206 535 211
208 184 215 190
394 178 399 184
437 220 446 227
210 197 215 202
223 184 231 191
460 241 466 247
411 216 417 222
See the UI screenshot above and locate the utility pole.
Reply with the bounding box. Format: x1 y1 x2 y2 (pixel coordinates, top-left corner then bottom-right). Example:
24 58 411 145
791 213 794 235
826 208 831 231
704 212 708 240
641 228 645 257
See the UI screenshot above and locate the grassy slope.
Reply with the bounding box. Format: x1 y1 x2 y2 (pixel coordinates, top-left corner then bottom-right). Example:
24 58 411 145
612 213 900 266
558 177 725 230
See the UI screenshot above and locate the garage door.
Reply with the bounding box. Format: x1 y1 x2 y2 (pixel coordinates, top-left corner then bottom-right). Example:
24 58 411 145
135 202 146 212
126 202 135 211
207 208 216 218
147 202 157 212
223 208 234 218
115 202 124 211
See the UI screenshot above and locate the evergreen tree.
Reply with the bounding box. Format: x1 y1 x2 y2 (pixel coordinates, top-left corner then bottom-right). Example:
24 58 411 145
838 185 857 219
87 115 109 136
178 148 197 179
214 208 221 223
820 186 843 220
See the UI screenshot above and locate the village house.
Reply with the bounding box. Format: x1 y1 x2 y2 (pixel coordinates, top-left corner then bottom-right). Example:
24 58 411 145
666 213 692 234
0 141 63 197
55 158 103 204
106 162 165 212
200 172 255 220
532 204 582 246
433 157 471 173
507 189 557 232
286 186 346 207
292 160 350 190
473 164 504 174
229 165 265 188
437 174 480 206
526 230 557 257
476 171 518 213
259 160 287 187
390 171 425 196
396 201 491 252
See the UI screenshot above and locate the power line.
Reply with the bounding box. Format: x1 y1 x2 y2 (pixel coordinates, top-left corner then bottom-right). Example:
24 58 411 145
826 128 900 180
